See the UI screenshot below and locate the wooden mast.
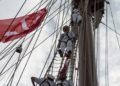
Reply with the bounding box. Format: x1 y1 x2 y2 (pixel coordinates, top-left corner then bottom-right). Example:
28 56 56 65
71 0 105 86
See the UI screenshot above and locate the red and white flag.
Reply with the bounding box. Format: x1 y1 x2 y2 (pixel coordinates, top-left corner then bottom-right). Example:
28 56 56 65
0 8 47 42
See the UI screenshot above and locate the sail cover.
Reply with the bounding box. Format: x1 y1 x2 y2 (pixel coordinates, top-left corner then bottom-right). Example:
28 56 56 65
0 8 47 42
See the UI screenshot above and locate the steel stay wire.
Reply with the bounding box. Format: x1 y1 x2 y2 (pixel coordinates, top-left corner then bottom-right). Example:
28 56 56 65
0 0 68 78
0 41 15 55
38 37 58 79
0 0 62 55
109 3 120 52
101 4 120 85
0 20 71 85
101 22 120 36
0 0 49 54
55 1 71 80
44 21 58 76
0 0 51 75
1 1 71 82
0 0 27 46
39 0 69 78
15 0 62 85
90 1 102 85
38 0 70 78
16 6 52 86
0 19 71 77
0 0 49 56
0 0 51 81
0 0 49 43
0 39 21 59
0 0 27 58
96 27 101 85
44 0 71 76
0 9 71 69
6 53 21 86
105 2 109 86
0 27 58 77
0 51 16 75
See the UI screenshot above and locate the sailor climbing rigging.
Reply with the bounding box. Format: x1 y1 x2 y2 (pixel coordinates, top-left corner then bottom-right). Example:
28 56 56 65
70 6 82 39
57 25 76 58
31 74 56 86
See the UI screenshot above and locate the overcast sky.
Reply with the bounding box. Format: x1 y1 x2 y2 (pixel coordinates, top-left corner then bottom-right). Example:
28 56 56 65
0 0 120 86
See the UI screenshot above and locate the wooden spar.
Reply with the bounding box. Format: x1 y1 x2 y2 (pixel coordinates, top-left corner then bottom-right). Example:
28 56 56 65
70 0 105 86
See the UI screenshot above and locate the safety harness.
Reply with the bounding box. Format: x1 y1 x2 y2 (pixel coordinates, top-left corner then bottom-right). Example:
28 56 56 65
60 33 74 45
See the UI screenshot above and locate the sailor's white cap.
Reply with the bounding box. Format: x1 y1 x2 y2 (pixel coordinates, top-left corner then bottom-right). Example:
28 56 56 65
47 74 55 80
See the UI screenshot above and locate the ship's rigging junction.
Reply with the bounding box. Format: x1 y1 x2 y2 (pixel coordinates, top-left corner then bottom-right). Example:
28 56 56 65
0 0 119 86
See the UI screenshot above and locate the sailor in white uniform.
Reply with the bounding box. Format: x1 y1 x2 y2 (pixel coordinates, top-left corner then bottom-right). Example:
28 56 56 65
71 8 82 26
57 25 76 58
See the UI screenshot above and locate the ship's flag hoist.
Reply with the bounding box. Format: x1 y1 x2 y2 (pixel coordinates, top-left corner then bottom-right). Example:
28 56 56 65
0 0 107 86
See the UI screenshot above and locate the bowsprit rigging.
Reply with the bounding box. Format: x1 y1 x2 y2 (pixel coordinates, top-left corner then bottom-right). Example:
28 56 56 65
0 0 119 86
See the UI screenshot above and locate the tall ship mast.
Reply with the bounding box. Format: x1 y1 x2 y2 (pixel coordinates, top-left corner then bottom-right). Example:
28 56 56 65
72 0 105 86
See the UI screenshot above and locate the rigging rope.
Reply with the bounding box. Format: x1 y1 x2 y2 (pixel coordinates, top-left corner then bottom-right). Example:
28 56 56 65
44 1 71 77
6 54 21 86
38 0 70 78
44 0 65 76
0 19 71 77
108 2 120 52
0 0 71 83
0 51 16 75
0 0 70 60
4 2 70 59
35 1 71 85
0 39 21 60
0 1 50 82
105 2 109 86
96 27 101 85
101 22 120 36
17 0 71 85
16 5 51 86
0 0 28 60
0 0 27 47
0 0 70 58
0 0 49 84
0 0 48 56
